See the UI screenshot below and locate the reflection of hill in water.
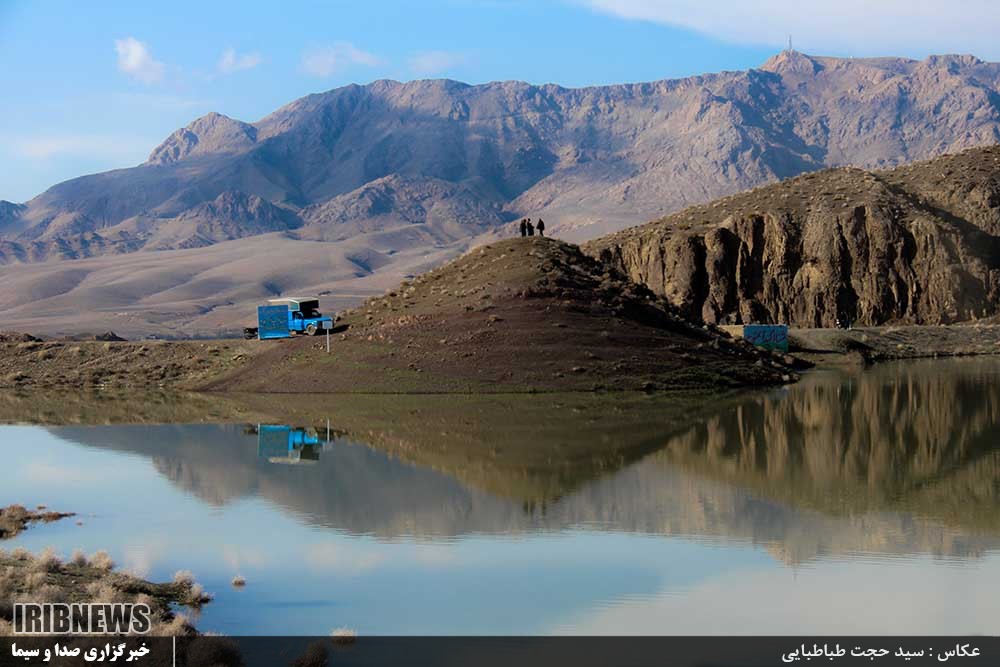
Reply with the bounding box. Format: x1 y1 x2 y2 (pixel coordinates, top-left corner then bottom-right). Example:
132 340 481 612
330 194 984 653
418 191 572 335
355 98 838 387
39 358 1000 563
658 359 1000 533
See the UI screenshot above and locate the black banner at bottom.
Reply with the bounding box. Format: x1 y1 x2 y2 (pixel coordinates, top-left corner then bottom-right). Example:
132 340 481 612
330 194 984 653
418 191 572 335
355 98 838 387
2 636 997 667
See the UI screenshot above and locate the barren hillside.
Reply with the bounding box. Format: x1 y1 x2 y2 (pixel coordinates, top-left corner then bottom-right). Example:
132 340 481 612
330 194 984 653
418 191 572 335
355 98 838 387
204 237 795 393
0 238 795 393
586 145 1000 327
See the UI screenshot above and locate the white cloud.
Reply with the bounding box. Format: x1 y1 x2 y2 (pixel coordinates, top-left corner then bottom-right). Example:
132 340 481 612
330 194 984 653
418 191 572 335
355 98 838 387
9 134 153 161
300 42 382 78
114 36 165 84
409 50 468 76
217 48 262 74
578 0 1000 58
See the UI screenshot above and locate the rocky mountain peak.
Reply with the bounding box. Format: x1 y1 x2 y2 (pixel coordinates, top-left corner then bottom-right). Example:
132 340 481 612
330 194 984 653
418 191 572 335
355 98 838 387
146 111 258 165
759 50 822 76
924 54 985 70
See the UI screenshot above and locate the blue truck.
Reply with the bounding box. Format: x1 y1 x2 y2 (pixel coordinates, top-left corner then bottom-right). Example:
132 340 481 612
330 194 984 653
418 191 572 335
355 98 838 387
244 297 334 340
256 425 323 465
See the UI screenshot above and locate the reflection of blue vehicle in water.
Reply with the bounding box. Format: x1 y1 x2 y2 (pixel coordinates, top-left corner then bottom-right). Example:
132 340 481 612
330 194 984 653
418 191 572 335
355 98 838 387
256 425 325 465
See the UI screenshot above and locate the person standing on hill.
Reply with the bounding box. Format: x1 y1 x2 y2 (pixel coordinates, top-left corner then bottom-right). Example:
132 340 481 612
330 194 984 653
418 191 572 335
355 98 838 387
536 219 545 236
519 219 527 237
526 219 535 236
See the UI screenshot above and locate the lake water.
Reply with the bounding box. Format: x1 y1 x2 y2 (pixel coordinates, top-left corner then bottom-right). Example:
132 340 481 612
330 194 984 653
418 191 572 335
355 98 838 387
1 358 999 635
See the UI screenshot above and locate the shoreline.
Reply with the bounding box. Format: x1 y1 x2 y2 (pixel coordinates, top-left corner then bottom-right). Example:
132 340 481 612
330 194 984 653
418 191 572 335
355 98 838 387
0 506 210 637
2 324 1000 394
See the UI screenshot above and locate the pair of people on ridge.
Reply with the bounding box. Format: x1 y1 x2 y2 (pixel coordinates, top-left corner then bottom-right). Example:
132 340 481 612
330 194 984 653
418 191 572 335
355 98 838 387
519 218 545 237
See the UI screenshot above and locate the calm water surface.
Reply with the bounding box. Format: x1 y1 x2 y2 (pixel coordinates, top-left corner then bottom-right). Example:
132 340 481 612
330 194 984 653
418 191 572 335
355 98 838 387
1 358 999 635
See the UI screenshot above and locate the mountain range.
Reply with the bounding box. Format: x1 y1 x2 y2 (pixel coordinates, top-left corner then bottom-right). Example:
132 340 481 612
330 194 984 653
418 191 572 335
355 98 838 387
4 50 1000 335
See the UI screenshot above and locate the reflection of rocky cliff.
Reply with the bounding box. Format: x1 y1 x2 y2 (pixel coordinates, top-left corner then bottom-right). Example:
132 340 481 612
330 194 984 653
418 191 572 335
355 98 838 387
658 359 1000 532
41 359 1000 563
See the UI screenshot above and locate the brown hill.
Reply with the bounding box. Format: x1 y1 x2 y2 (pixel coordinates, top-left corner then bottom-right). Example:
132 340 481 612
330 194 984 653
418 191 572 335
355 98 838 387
6 52 1000 335
586 145 1000 327
205 237 795 393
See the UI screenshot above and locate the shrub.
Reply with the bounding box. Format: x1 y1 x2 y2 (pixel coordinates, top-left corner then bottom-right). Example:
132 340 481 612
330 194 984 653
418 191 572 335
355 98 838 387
33 547 62 573
330 627 357 644
185 583 213 607
173 570 195 586
89 550 115 571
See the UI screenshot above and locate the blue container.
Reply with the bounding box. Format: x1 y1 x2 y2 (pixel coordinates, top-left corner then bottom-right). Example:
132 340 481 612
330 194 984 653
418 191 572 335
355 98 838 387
257 305 291 339
743 324 789 352
257 425 322 464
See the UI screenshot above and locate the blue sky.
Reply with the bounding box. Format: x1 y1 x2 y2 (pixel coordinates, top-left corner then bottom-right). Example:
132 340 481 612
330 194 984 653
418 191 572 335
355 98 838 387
2 0 999 202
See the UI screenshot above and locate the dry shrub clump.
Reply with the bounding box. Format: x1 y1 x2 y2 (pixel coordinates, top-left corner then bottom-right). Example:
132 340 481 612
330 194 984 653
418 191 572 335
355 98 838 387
33 547 62 572
88 550 115 571
330 627 358 644
151 613 195 637
184 583 214 607
0 547 213 636
173 570 195 586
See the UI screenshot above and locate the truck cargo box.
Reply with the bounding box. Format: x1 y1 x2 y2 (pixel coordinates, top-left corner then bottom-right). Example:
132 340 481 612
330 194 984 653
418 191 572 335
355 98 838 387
257 304 291 340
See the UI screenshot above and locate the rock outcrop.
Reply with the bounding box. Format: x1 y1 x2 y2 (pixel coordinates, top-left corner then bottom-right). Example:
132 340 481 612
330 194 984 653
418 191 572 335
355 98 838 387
147 112 258 165
586 146 1000 326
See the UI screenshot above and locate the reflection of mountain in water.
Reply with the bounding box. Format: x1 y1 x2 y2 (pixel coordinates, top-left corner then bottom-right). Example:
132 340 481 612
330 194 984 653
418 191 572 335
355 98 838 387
659 359 1000 532
46 358 1000 563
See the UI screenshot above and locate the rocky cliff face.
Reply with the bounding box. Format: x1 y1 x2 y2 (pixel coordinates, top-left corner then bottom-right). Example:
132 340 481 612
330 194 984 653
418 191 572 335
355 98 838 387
586 146 1000 326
